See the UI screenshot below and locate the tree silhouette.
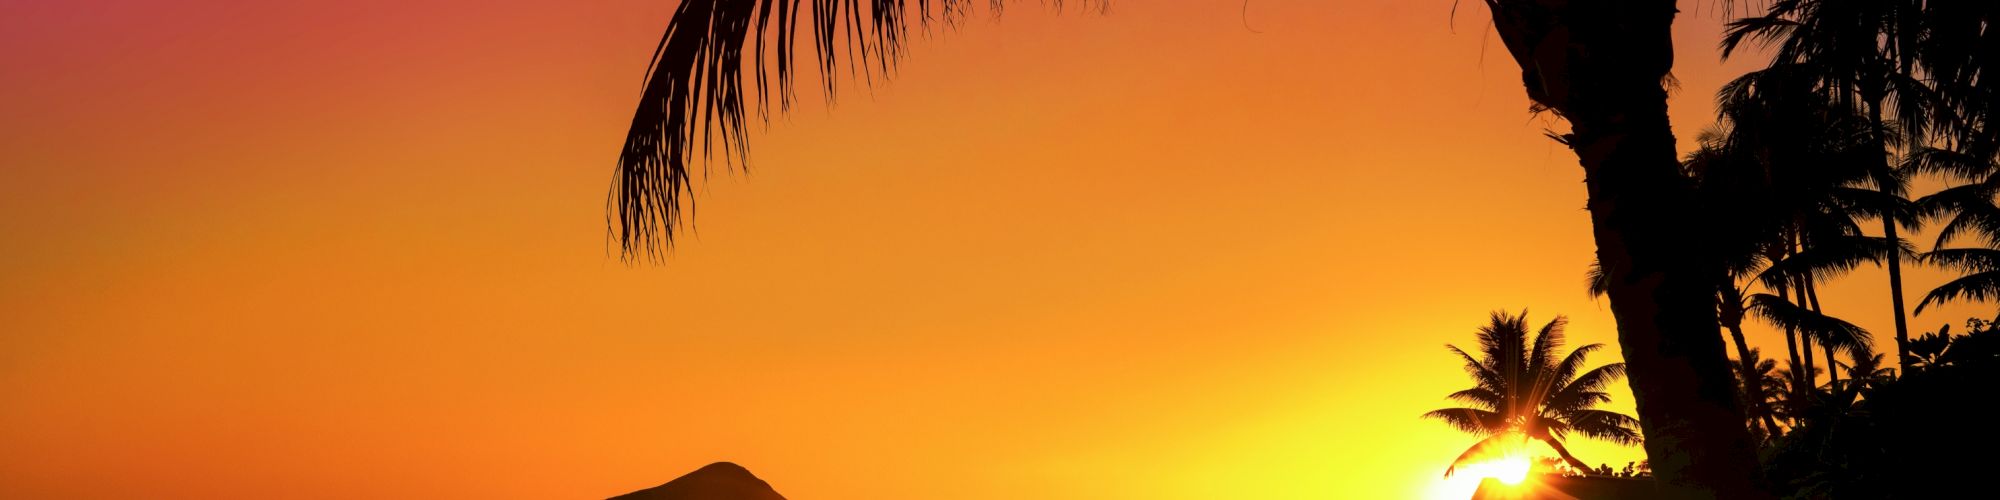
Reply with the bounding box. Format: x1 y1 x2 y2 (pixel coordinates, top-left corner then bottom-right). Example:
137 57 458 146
1425 310 1641 477
1726 0 1940 374
1480 2 1770 491
1836 350 1897 392
1731 347 1790 439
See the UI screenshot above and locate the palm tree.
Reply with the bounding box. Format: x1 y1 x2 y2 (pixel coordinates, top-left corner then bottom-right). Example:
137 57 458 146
1680 77 1889 420
1477 2 1771 491
1836 350 1896 392
1725 0 1939 374
1424 310 1641 477
612 1 1768 494
1731 347 1790 439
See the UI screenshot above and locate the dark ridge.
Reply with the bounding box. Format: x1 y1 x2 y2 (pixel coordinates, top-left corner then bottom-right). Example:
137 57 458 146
609 462 786 500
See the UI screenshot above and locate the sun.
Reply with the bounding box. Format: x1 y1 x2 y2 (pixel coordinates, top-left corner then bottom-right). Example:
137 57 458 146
1426 454 1534 500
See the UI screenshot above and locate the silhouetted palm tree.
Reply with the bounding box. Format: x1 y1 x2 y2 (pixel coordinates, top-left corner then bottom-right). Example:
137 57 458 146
1726 0 1939 373
1482 0 1771 489
1836 350 1896 391
615 1 1767 494
1425 310 1641 477
1750 244 1881 396
1731 347 1790 439
1679 81 1888 417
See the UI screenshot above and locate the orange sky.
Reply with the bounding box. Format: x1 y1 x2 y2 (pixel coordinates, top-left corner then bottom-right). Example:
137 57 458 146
3 1 1988 499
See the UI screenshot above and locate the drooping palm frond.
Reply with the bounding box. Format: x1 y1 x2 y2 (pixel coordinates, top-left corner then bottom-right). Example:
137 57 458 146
1924 247 2000 273
1561 409 1644 446
1585 259 1610 299
1442 431 1522 478
1754 235 1909 289
1749 292 1874 351
1915 182 2000 247
1447 387 1505 410
1916 269 2000 314
1446 344 1505 395
1423 407 1509 436
1551 361 1626 402
1919 247 2000 315
611 0 1102 260
1829 186 1918 229
1720 15 1800 60
1545 341 1603 383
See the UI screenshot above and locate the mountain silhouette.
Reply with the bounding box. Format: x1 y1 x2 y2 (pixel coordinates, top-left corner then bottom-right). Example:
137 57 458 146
609 462 786 500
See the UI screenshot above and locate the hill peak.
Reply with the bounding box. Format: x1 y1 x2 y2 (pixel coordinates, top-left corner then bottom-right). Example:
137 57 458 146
609 462 786 500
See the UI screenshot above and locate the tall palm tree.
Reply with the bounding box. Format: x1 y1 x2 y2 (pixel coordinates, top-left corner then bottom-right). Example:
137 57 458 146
613 1 1768 494
1684 74 1889 415
1725 0 1938 374
1479 2 1771 491
1424 311 1641 477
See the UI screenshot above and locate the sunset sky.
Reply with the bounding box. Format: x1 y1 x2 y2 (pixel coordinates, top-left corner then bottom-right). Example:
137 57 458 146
3 1 1987 499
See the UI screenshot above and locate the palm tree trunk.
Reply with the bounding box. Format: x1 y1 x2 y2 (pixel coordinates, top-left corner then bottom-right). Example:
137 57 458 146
1542 437 1595 476
1485 2 1767 497
1779 282 1806 400
1804 279 1838 389
1799 287 1817 390
1719 282 1782 438
1868 96 1914 376
1884 216 1911 372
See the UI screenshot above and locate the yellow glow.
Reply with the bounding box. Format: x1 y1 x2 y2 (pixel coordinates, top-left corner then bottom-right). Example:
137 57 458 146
1490 455 1531 485
1426 452 1533 500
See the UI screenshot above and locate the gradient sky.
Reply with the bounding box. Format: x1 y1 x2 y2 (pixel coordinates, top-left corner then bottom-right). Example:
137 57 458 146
3 1 1988 499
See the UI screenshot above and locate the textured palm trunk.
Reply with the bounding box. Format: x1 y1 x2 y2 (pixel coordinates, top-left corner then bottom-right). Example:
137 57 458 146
1486 1 1768 497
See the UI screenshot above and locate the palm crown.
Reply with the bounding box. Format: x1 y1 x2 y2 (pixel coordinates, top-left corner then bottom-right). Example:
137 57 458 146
1424 310 1640 477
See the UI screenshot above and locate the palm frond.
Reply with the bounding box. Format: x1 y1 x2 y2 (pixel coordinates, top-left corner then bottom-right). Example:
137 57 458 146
1528 315 1568 381
610 0 1100 259
1755 235 1908 289
1585 259 1611 299
1423 407 1507 436
1446 344 1504 392
1562 409 1644 446
1748 292 1873 351
1923 247 2000 273
1545 343 1605 389
1442 431 1521 479
1446 388 1504 410
1916 269 2000 314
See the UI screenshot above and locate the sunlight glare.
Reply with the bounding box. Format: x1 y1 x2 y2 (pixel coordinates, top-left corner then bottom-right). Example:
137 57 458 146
1490 455 1530 485
1426 454 1532 500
